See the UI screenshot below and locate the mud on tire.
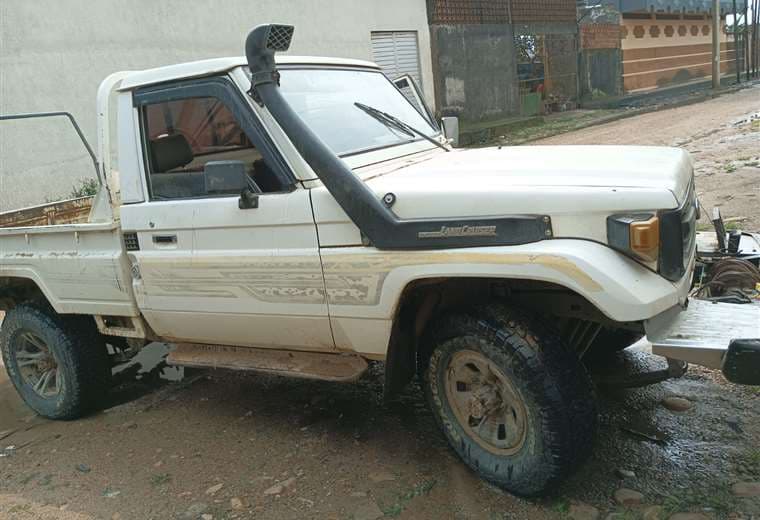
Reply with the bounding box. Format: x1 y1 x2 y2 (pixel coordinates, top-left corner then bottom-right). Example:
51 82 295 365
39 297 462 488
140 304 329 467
0 304 111 420
421 304 597 496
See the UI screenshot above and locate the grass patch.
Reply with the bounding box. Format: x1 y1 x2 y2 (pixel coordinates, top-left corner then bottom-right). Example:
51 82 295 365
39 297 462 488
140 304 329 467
738 448 760 476
725 163 737 173
461 109 624 147
381 479 437 517
550 499 570 515
661 482 737 516
69 178 99 198
150 473 172 486
609 510 641 520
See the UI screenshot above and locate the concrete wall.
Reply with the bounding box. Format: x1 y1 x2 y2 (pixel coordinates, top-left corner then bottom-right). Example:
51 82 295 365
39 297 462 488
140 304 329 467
0 0 434 211
429 24 519 122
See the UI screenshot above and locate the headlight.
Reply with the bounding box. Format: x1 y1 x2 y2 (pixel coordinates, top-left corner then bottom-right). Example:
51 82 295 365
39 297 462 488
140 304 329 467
607 214 660 263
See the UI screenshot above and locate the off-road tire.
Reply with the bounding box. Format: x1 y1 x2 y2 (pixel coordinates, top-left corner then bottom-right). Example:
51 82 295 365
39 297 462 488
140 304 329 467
421 304 596 496
0 304 111 420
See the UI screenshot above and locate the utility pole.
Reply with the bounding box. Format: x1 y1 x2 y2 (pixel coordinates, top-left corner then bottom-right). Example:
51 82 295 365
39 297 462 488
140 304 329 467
752 0 760 77
733 0 740 82
712 0 721 89
746 0 751 80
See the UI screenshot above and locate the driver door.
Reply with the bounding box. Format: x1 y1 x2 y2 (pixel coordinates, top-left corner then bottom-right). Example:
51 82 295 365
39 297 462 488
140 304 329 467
120 76 334 351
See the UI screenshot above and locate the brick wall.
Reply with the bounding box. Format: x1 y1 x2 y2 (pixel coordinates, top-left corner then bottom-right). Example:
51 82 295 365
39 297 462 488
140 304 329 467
581 24 622 49
428 0 576 25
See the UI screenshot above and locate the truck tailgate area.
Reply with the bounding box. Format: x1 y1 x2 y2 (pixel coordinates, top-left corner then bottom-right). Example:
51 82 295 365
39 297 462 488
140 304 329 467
0 222 138 316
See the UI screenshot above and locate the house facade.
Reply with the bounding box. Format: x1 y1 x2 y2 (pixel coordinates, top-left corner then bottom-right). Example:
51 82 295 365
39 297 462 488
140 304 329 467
426 0 580 125
579 0 744 97
0 0 433 211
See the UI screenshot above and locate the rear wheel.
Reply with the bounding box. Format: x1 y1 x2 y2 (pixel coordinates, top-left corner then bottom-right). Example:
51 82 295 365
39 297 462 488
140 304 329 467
421 305 596 496
0 305 110 420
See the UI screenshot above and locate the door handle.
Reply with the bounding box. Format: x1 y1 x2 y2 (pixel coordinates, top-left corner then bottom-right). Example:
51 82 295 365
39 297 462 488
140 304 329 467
152 234 177 245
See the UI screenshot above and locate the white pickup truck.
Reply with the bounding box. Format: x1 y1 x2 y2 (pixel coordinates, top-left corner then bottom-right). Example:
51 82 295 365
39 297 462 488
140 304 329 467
1 25 758 496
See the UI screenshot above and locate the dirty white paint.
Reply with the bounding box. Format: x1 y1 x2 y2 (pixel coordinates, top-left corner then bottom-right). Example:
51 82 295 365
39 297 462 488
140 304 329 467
0 0 434 211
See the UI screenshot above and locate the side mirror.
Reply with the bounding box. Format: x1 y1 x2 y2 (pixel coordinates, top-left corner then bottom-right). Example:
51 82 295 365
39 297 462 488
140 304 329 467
204 160 249 195
441 117 460 148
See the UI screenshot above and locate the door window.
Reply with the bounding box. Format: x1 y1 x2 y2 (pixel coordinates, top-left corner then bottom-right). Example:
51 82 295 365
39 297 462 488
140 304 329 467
142 96 286 199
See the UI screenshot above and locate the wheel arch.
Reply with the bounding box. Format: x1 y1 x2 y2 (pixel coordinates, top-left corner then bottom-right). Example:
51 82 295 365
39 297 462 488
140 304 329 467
383 275 613 400
0 274 59 313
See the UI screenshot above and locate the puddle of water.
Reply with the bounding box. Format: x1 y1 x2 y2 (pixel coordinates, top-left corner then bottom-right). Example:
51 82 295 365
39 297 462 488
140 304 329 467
112 342 183 382
0 341 184 428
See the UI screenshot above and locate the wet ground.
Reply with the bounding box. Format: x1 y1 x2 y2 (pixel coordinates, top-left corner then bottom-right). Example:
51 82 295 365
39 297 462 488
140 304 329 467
1 340 759 520
2 87 760 519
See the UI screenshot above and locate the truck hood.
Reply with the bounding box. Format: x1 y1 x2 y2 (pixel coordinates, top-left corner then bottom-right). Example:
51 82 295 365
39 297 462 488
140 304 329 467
359 145 692 206
312 145 694 247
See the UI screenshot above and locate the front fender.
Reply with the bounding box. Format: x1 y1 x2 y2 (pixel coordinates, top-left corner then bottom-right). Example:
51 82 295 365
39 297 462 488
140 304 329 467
321 239 688 356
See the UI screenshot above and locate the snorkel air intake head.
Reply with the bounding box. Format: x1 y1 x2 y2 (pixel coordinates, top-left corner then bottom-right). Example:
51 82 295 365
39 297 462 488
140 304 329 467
245 24 294 103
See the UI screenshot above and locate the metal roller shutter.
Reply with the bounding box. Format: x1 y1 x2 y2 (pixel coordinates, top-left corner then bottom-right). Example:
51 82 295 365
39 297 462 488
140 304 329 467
370 31 422 87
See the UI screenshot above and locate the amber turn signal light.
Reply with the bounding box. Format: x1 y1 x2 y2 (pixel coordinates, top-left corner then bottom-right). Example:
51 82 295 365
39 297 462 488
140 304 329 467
629 216 660 262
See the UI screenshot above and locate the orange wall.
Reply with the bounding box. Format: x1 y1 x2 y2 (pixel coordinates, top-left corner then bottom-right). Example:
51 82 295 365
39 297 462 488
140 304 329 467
621 18 737 91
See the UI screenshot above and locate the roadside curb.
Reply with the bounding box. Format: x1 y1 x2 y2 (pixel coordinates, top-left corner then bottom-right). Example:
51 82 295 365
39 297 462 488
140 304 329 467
465 79 760 148
521 79 760 145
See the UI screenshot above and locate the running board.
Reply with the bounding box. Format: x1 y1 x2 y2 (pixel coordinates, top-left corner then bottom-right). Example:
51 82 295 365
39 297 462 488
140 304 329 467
167 344 369 383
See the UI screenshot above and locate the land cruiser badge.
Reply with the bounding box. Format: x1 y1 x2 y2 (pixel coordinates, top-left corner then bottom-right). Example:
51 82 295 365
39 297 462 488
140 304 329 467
418 225 498 239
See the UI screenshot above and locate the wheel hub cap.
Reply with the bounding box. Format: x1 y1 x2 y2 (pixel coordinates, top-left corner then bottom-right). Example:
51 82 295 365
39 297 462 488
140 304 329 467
14 331 61 398
444 350 528 455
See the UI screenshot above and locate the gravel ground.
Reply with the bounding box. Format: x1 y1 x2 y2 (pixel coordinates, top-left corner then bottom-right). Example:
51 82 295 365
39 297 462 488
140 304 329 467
1 87 760 520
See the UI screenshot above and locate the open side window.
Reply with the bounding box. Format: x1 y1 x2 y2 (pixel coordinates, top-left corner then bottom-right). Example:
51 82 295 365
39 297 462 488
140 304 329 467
134 77 294 201
393 75 436 129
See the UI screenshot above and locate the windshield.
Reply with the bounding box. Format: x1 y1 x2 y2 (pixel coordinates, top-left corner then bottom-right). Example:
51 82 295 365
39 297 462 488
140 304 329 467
276 68 439 156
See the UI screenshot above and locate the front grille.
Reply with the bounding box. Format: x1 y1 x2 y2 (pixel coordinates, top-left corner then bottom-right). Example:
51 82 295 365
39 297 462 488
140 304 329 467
658 182 697 281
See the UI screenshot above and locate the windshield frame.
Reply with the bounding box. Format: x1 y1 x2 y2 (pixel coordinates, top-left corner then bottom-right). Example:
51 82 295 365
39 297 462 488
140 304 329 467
267 64 442 158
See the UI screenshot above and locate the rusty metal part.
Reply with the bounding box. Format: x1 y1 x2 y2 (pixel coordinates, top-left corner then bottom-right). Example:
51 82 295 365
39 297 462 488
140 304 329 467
444 350 528 456
167 343 368 382
692 258 760 302
0 197 94 228
14 331 61 398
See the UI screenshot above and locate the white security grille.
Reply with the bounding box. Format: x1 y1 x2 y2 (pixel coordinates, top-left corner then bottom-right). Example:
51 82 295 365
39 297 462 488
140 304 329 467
370 31 422 88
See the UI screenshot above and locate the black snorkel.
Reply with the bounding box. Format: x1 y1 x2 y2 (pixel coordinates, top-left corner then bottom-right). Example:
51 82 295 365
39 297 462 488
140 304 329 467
245 24 551 249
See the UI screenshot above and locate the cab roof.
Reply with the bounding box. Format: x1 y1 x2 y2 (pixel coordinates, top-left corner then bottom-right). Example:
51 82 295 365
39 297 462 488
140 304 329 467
118 56 381 91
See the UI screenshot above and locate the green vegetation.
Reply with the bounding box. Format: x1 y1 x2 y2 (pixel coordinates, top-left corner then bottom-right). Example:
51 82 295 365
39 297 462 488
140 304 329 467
150 473 172 486
69 178 100 198
550 499 570 515
381 479 437 517
460 109 625 147
661 482 737 517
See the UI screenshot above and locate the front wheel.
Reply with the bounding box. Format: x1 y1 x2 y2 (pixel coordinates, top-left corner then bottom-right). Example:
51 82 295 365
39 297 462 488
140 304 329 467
0 305 111 420
422 305 596 496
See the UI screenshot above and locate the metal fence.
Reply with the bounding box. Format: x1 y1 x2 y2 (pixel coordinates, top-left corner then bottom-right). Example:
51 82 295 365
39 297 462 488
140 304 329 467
514 32 579 116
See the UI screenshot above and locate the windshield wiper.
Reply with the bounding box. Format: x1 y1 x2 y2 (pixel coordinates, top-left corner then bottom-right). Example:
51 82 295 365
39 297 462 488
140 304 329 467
354 102 449 152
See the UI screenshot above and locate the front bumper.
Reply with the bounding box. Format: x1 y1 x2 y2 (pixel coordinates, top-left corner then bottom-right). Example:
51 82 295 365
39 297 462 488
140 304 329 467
646 299 760 385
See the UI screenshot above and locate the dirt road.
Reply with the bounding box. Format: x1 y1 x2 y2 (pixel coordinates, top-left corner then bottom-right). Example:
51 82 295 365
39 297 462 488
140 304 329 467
2 87 760 520
538 84 760 230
